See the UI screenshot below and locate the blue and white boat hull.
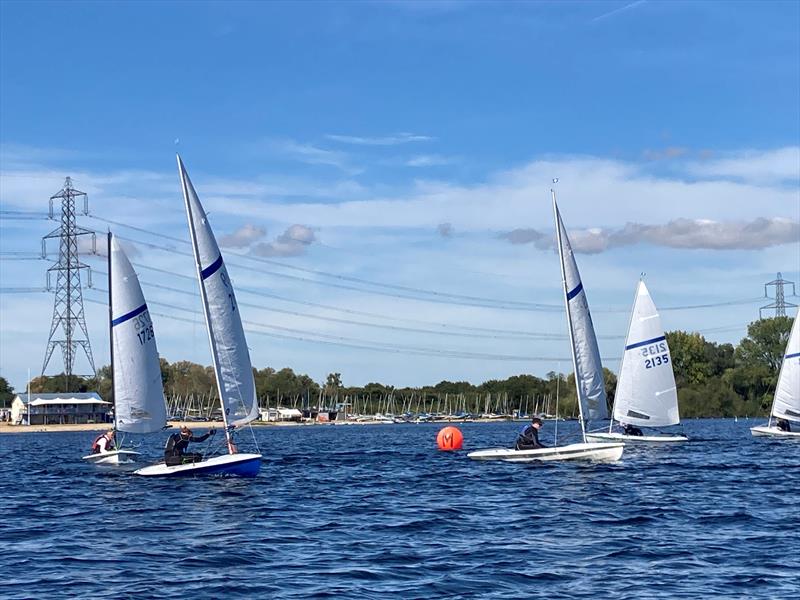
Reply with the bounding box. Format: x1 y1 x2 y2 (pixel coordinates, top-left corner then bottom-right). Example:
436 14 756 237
133 453 262 477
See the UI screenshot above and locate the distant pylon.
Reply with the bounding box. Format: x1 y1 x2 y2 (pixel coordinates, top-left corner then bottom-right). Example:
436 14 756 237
760 272 797 319
41 177 97 390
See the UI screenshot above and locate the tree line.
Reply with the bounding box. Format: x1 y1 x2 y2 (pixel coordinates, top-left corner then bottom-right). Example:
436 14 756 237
3 316 793 418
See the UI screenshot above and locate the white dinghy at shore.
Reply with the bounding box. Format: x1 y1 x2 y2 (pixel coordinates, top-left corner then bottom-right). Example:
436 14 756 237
751 311 800 440
468 189 624 464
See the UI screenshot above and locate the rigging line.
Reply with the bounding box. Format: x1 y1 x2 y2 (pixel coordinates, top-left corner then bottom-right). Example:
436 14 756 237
84 291 591 362
85 214 561 310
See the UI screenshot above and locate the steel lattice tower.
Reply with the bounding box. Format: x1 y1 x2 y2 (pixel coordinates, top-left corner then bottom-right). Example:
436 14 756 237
41 177 97 389
760 272 797 319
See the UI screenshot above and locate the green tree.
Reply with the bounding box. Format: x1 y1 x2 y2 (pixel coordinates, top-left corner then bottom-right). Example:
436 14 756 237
666 331 711 386
0 377 14 407
728 317 793 409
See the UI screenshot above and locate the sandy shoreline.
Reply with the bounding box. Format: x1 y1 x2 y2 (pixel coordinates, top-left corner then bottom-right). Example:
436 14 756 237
0 418 524 434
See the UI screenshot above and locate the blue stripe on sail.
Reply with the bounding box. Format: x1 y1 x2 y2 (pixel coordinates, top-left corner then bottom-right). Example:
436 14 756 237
566 282 583 300
786 352 800 360
625 335 667 351
201 255 223 280
112 303 147 327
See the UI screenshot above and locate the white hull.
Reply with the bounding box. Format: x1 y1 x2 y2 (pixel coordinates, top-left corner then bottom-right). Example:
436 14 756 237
586 431 688 443
134 453 262 477
750 425 800 438
82 449 141 465
467 442 624 463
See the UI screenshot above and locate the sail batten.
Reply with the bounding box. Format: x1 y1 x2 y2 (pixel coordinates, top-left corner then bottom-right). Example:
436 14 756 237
110 236 168 434
613 281 680 428
554 199 608 423
771 313 800 423
178 156 259 430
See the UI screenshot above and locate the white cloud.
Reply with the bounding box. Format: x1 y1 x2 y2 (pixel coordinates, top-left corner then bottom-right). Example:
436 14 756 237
501 217 800 253
325 132 433 146
685 147 800 184
406 154 455 167
270 139 360 174
251 224 317 257
219 224 266 248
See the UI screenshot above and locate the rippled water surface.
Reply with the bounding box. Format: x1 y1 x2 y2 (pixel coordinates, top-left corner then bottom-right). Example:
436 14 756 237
2 419 799 599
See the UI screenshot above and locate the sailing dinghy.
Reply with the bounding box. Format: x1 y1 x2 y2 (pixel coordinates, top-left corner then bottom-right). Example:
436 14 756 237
135 156 262 477
751 312 800 438
468 192 624 463
83 234 168 465
586 280 688 443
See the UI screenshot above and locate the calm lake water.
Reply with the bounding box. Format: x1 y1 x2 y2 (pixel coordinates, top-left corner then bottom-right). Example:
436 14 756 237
1 419 798 599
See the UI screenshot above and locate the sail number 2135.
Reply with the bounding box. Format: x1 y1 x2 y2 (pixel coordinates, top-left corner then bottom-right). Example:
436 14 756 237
641 341 669 369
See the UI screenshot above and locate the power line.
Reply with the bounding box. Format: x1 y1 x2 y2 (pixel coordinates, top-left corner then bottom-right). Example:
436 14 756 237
86 214 563 311
84 220 768 315
82 291 584 363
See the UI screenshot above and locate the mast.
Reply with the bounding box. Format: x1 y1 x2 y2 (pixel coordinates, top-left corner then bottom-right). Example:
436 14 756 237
552 189 586 442
108 231 117 437
177 155 235 454
611 278 641 433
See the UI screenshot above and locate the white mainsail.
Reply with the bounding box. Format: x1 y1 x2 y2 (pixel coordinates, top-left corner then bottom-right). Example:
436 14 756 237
110 236 168 434
553 198 608 423
177 155 259 428
771 312 800 423
613 280 679 428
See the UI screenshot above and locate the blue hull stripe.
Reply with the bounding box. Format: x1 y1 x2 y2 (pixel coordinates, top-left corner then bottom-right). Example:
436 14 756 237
111 303 148 327
626 335 667 351
201 255 223 280
566 282 583 300
786 352 800 360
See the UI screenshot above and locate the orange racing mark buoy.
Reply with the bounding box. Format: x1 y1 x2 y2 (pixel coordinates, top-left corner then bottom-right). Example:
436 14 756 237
437 426 463 451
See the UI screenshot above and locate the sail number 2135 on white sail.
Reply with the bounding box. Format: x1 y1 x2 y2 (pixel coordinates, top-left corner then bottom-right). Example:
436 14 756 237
641 341 669 369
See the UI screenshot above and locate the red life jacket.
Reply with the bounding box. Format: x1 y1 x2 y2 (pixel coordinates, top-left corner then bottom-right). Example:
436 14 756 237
92 433 112 453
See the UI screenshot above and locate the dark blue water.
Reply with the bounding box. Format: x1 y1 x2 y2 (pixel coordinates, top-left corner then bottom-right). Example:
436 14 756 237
1 419 798 599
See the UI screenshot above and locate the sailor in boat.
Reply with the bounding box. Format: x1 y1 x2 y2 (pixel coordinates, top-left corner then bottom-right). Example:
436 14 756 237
515 417 546 450
91 430 116 454
622 423 644 437
164 426 216 466
776 419 792 432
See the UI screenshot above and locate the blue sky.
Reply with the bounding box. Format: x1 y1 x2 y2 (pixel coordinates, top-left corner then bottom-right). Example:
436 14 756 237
1 1 799 392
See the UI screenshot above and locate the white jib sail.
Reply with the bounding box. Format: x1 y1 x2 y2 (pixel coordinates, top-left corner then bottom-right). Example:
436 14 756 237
554 201 608 422
178 156 259 427
613 280 679 428
772 312 800 423
111 236 168 434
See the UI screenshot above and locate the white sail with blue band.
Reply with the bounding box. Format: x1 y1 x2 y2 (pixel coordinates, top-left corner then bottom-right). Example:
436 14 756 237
554 201 608 422
110 236 168 434
613 280 679 428
177 156 259 428
772 312 800 423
